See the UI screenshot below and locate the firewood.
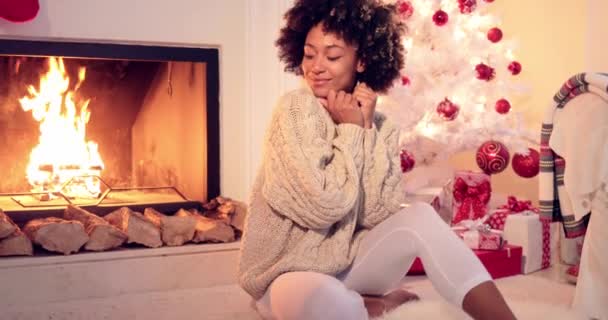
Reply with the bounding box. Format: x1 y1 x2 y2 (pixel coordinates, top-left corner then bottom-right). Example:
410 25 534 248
23 217 89 255
104 207 162 248
0 209 18 239
202 198 219 211
144 208 196 246
0 229 33 256
230 200 247 233
64 205 127 251
177 209 235 243
215 196 228 205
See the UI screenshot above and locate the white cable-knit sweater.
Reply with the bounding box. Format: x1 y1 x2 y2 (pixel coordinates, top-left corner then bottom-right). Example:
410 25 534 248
238 86 406 300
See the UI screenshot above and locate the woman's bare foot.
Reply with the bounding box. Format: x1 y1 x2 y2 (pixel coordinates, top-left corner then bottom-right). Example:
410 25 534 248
362 289 420 318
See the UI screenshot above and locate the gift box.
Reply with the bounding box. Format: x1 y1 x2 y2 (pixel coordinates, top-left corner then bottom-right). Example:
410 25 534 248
503 212 557 273
486 196 537 230
451 171 491 225
403 183 452 224
474 245 523 279
453 226 505 250
407 245 523 279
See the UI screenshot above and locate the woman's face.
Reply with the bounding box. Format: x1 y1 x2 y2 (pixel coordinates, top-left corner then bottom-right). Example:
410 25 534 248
301 23 364 98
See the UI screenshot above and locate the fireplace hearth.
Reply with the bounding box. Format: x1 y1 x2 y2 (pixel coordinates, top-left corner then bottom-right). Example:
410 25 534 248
0 39 233 259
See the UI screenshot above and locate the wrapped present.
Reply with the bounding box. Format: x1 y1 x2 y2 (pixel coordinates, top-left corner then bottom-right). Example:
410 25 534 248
452 219 505 250
403 181 452 224
486 196 537 230
503 212 556 273
407 245 522 279
407 257 425 275
474 245 523 279
451 171 492 225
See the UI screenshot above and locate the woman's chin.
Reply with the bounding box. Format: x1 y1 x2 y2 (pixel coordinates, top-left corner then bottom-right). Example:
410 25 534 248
310 87 330 99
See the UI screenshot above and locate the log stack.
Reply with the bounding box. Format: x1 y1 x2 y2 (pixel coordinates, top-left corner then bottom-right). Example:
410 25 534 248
176 209 235 243
0 195 247 257
144 208 196 246
23 217 89 255
0 209 33 256
64 205 127 251
104 207 162 248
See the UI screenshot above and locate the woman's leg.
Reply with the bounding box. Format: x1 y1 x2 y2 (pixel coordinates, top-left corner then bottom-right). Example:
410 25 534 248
340 202 515 319
256 271 368 320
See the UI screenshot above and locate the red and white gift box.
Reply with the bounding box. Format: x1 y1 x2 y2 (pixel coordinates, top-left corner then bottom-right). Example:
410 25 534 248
408 245 522 279
452 223 505 250
502 211 557 273
451 171 492 225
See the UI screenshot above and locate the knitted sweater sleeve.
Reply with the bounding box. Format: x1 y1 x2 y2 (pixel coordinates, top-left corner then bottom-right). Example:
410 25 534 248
261 92 366 230
358 113 406 229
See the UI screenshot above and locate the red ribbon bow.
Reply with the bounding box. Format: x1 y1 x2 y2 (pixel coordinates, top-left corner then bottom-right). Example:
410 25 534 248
500 196 538 213
452 177 492 223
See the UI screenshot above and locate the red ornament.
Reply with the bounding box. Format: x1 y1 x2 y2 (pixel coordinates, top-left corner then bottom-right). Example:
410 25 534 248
436 98 459 121
487 27 503 43
0 0 39 22
400 149 416 173
512 148 540 178
475 63 495 81
401 75 411 86
495 98 511 114
396 0 414 20
508 61 522 75
476 140 510 175
432 10 449 26
458 0 477 14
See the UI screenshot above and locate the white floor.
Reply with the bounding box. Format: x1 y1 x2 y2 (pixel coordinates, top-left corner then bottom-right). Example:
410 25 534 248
2 264 579 320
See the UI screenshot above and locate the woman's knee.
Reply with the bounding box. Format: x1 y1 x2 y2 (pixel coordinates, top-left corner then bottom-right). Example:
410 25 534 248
391 202 445 227
269 272 367 320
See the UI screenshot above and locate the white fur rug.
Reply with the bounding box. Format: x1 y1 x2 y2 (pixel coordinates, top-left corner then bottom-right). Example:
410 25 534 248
378 299 584 320
378 274 585 320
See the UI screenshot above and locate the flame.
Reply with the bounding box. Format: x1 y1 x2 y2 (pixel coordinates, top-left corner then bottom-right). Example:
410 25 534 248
19 57 104 199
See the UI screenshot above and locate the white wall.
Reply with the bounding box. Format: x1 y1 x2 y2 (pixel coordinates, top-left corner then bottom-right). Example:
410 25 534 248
587 0 608 71
0 0 251 200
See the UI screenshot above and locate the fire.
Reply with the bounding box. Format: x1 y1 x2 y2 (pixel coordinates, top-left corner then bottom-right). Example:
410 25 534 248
19 57 104 199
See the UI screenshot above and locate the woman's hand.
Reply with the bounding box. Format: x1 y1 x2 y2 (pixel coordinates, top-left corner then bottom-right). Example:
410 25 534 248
319 89 365 127
353 82 378 129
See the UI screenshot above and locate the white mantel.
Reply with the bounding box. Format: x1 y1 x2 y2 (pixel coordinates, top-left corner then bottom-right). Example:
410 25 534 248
0 0 298 202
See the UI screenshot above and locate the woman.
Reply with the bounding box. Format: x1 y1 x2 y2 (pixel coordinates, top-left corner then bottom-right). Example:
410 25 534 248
238 1 517 319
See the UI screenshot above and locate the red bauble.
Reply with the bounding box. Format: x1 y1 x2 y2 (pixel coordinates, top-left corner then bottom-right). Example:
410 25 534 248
436 98 459 121
0 0 39 22
458 0 477 14
400 149 416 173
475 63 495 81
396 0 414 20
508 61 522 75
476 140 510 175
487 27 503 43
512 148 540 178
495 98 511 114
432 10 449 26
401 75 411 86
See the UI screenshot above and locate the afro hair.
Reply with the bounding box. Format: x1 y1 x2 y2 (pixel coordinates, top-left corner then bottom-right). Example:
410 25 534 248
276 0 406 93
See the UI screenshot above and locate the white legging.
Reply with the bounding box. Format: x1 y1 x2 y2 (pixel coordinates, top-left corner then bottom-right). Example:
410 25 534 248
255 202 492 320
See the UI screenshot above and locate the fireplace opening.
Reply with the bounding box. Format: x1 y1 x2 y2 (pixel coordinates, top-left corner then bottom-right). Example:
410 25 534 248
0 40 220 217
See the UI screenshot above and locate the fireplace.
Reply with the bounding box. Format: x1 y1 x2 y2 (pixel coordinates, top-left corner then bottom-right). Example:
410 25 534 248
0 39 220 223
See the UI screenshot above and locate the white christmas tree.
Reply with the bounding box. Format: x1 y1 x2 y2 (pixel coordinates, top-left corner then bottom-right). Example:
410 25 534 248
379 0 537 175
